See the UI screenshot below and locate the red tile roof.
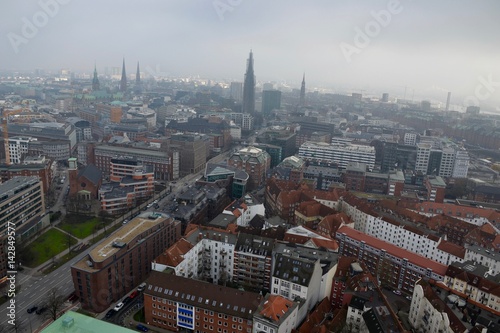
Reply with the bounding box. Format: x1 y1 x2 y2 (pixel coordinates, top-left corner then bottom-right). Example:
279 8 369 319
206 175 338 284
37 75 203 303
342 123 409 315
258 295 294 322
154 238 193 267
436 240 465 259
337 226 448 276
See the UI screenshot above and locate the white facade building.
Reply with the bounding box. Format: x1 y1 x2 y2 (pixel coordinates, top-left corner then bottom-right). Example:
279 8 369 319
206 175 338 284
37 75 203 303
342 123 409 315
438 147 455 178
8 136 37 164
452 149 469 178
415 143 431 174
298 141 376 170
404 132 417 146
252 295 298 333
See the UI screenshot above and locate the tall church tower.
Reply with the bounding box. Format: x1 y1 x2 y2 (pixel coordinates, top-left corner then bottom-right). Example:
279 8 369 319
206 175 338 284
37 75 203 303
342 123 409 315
242 50 255 114
120 58 127 92
300 73 306 106
134 61 142 94
92 64 100 91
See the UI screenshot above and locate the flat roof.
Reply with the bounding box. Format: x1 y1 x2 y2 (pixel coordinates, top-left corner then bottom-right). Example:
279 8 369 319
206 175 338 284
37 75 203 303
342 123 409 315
41 311 136 333
0 176 39 198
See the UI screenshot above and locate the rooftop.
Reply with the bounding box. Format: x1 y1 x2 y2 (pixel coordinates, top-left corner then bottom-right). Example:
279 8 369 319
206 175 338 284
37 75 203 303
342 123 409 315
41 311 136 333
145 271 261 319
0 176 40 198
256 294 296 324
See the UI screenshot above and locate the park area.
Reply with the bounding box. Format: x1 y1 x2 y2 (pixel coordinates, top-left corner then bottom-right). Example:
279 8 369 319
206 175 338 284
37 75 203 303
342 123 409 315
59 214 112 239
21 228 77 268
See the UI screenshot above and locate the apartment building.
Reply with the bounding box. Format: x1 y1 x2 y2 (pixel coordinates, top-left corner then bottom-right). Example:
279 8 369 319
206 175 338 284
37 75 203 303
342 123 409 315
252 294 298 333
223 196 265 228
71 213 181 312
143 271 261 332
228 146 271 190
335 226 448 293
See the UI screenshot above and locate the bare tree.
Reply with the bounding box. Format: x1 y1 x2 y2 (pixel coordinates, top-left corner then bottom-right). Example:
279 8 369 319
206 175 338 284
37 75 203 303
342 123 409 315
45 287 66 321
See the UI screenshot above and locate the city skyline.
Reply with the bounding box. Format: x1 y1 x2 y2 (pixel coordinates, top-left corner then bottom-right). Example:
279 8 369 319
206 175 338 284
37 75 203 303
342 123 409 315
1 1 499 110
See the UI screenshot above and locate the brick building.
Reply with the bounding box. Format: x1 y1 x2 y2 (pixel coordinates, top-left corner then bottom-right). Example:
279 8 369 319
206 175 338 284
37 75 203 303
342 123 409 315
228 146 270 191
143 271 261 332
70 213 181 312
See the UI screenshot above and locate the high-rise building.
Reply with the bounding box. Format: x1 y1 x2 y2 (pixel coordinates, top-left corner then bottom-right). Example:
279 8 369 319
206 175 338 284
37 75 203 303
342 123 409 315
381 93 389 103
92 64 100 91
230 81 243 101
261 90 281 116
134 61 142 94
242 50 255 114
300 73 306 106
466 106 480 115
120 58 127 92
445 92 451 111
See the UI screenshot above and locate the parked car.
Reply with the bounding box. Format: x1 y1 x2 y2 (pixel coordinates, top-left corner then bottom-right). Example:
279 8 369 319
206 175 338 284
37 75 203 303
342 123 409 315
113 302 124 312
27 306 38 314
122 219 129 224
393 290 402 296
137 282 147 292
136 324 149 332
129 290 139 299
105 309 116 319
122 297 132 305
406 295 412 301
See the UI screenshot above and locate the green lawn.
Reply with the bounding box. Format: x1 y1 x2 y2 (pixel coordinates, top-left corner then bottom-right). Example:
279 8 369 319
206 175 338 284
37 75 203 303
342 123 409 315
23 229 77 268
59 215 105 239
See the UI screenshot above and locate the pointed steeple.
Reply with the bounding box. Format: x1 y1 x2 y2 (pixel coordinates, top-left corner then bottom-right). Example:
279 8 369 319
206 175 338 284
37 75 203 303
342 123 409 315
300 73 306 106
134 61 142 94
120 58 127 92
242 50 255 115
92 63 100 91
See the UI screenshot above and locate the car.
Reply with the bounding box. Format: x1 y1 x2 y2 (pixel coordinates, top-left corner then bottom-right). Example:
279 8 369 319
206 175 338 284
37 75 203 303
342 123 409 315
105 309 116 319
36 307 47 315
136 324 149 332
137 282 147 292
122 219 129 224
123 296 132 305
393 290 402 296
406 296 412 301
113 302 124 312
129 290 139 299
27 306 38 314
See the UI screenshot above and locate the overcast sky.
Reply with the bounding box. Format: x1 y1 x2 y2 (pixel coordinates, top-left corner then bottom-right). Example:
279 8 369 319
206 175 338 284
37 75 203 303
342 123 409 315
1 0 499 109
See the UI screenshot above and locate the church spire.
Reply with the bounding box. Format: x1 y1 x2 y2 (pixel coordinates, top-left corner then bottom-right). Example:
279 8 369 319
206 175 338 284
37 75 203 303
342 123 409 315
134 61 142 94
300 73 306 106
92 63 100 91
120 58 127 92
242 50 255 115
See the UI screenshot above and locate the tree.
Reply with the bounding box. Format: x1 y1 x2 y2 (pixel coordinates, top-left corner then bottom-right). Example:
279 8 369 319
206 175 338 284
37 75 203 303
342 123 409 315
45 287 66 321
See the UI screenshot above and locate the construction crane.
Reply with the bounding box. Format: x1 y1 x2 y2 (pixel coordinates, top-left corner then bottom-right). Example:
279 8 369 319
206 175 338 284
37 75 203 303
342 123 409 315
2 108 27 165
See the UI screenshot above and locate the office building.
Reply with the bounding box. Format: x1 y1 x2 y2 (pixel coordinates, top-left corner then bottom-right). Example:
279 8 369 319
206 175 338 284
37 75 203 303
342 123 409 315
71 213 181 312
228 146 271 190
230 82 243 101
261 90 281 116
99 158 154 215
170 133 207 177
298 141 376 170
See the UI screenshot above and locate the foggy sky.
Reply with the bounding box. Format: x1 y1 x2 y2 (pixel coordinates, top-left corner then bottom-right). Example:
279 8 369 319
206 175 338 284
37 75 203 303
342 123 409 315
1 0 499 109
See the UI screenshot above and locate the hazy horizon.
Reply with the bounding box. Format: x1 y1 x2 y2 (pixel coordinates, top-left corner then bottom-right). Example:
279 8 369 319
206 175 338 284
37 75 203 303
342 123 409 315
1 0 499 110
